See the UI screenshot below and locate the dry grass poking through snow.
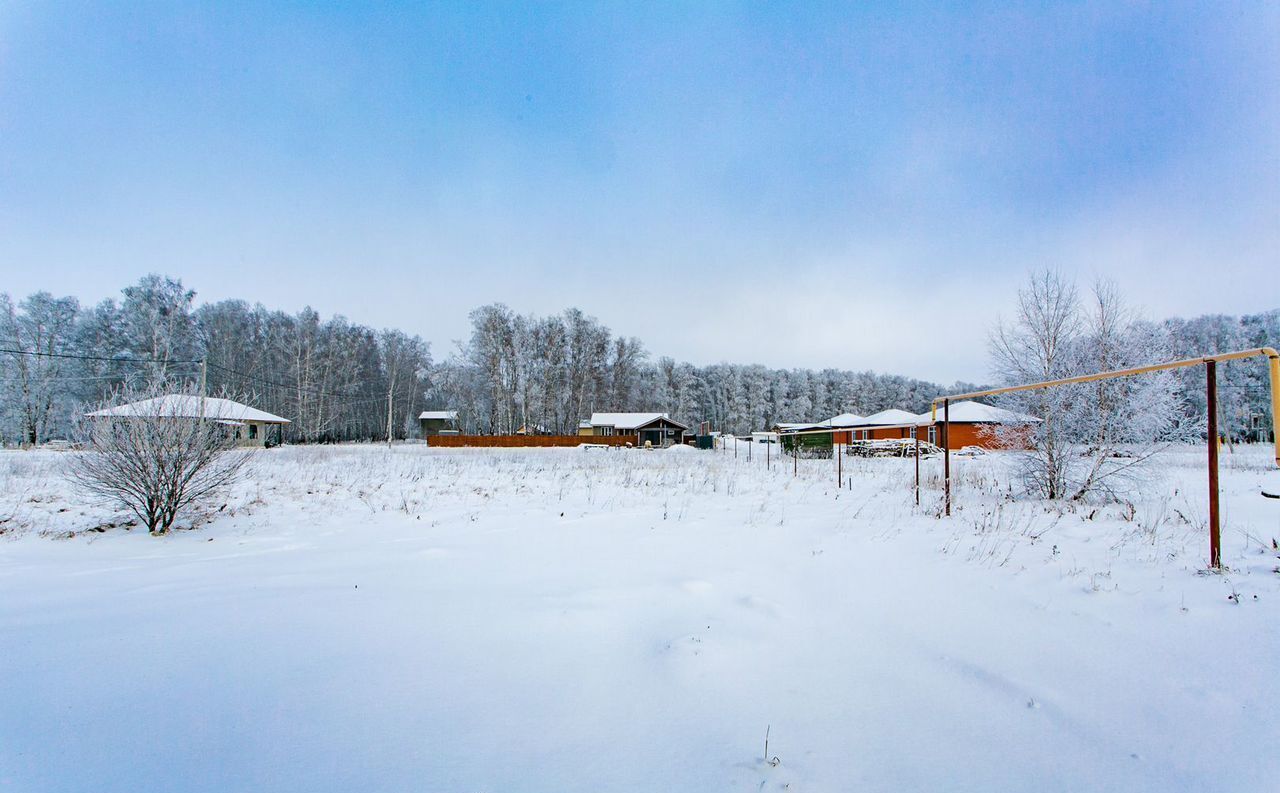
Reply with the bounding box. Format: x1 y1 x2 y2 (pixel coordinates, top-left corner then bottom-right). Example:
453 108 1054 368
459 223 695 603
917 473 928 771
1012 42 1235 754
4 442 1277 587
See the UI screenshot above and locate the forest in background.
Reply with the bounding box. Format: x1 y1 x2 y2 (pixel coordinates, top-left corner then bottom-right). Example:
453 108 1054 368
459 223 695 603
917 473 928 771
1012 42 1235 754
1 274 1276 444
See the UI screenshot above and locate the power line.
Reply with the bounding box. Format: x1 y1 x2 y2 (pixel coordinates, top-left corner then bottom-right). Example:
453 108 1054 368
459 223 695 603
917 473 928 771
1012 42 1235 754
204 360 381 402
0 347 203 365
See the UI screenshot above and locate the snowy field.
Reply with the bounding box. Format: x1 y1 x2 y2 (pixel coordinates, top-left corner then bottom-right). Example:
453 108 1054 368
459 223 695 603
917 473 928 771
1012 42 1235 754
1 443 1278 792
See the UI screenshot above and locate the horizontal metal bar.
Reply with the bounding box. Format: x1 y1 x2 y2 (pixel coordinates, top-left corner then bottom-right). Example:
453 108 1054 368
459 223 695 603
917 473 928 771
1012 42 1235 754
931 346 1280 468
933 347 1278 405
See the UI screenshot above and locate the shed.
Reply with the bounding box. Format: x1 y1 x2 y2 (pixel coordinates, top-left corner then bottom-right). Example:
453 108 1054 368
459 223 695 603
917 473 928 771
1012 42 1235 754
419 410 460 437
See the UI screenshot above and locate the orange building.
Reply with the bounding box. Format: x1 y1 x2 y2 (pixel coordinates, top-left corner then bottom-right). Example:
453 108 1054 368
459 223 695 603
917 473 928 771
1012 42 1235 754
836 402 1038 450
912 400 1039 450
843 408 922 442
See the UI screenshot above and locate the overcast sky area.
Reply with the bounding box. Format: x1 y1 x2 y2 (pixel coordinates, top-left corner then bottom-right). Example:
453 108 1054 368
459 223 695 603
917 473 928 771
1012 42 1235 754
1 2 1277 383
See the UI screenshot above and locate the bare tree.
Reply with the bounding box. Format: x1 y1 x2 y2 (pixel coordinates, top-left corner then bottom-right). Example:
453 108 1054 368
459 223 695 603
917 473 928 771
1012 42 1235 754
68 383 252 535
989 269 1083 499
990 272 1195 501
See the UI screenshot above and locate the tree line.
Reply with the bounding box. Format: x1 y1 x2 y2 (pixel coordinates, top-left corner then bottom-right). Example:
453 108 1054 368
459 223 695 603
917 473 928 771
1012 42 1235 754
1 273 1276 445
0 275 431 444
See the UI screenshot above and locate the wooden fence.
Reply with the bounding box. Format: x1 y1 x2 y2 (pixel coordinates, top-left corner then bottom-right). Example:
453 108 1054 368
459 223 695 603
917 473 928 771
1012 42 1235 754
425 434 638 448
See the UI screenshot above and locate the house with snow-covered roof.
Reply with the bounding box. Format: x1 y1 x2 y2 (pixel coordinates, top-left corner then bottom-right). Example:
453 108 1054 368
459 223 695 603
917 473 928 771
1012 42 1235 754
579 412 691 447
913 400 1039 450
835 408 927 443
86 394 290 447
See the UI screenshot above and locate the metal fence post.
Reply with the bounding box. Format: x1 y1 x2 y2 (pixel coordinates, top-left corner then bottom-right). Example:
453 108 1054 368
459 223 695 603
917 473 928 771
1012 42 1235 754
1207 360 1221 569
944 398 951 517
915 432 920 506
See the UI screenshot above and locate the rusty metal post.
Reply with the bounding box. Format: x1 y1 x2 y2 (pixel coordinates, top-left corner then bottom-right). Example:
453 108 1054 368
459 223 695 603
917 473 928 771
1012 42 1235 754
1207 360 1221 569
944 398 951 517
915 431 920 506
1270 352 1280 467
837 441 842 488
767 438 771 470
748 437 752 462
793 435 798 477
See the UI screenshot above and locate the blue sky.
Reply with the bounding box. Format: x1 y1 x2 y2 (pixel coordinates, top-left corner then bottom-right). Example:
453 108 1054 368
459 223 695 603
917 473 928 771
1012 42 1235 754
1 2 1276 382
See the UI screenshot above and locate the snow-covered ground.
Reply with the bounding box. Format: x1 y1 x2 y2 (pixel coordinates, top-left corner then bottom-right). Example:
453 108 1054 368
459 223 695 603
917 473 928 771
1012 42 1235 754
1 443 1277 792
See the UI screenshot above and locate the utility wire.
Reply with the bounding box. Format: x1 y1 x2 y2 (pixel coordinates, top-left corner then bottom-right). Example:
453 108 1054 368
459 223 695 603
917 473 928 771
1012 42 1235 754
204 360 387 402
0 347 203 365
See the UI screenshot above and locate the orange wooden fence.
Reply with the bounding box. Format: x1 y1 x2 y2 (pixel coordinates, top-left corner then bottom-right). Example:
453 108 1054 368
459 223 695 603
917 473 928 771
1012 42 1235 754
425 434 638 448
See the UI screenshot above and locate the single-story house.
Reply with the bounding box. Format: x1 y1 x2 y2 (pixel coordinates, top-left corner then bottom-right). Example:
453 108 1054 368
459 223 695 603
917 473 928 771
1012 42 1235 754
579 412 691 447
826 412 865 443
86 394 290 447
419 410 460 437
843 408 923 442
913 400 1039 449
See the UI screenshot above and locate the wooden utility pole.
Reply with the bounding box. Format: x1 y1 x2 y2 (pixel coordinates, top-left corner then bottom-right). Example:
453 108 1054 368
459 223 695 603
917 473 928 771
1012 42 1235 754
199 358 207 424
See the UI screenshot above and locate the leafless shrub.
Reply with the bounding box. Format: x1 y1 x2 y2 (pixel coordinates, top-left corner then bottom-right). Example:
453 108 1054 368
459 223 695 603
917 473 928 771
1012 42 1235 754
990 272 1195 503
67 382 252 535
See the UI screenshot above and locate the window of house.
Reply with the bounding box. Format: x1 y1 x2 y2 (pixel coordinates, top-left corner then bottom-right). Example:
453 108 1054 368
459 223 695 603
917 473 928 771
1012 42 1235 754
249 424 258 440
928 426 936 444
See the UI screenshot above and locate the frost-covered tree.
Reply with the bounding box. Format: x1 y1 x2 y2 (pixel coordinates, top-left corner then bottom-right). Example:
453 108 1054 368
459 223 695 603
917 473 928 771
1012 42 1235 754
0 292 81 444
119 275 198 383
989 269 1082 499
991 273 1197 501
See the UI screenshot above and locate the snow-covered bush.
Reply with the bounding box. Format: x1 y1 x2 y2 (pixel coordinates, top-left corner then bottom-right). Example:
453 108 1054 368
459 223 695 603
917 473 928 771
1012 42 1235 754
68 383 251 535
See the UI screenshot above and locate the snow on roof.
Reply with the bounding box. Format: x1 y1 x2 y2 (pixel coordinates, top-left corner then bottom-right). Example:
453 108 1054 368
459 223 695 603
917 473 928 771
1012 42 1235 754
853 408 923 427
419 410 459 421
827 412 865 427
775 422 828 432
589 412 690 431
87 395 290 424
917 400 1040 424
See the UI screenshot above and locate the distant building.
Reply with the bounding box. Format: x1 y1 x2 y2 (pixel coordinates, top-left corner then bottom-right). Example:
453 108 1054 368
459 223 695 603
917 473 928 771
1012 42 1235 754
826 412 865 443
579 412 691 447
843 408 923 443
912 400 1039 449
86 394 290 447
776 402 1040 451
419 410 460 437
